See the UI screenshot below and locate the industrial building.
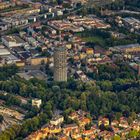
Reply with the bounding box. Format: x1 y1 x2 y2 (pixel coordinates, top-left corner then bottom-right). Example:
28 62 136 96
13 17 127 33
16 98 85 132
2 35 26 48
0 45 11 56
110 44 140 54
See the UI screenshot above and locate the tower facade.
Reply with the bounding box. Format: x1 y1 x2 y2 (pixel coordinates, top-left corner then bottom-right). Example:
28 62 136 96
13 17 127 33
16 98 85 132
138 65 140 76
54 46 67 82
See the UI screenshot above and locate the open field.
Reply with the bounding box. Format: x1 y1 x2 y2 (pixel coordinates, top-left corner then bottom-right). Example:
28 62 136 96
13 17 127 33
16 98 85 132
82 36 106 46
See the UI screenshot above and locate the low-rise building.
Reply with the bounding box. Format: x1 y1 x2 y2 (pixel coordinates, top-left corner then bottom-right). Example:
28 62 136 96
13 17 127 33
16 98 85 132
63 124 78 136
119 117 129 128
32 99 42 108
122 17 140 31
110 44 140 54
2 35 26 48
98 117 109 126
0 2 11 10
79 117 91 127
15 61 25 67
30 57 48 65
50 115 64 126
0 22 9 31
0 46 11 56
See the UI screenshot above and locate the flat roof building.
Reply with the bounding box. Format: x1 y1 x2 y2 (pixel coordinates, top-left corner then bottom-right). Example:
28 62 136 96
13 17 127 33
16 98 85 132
0 49 11 56
32 99 42 108
110 44 140 53
2 35 25 48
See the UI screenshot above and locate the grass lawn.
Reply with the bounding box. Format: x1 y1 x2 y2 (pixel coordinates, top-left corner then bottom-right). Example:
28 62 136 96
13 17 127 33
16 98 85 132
82 36 106 46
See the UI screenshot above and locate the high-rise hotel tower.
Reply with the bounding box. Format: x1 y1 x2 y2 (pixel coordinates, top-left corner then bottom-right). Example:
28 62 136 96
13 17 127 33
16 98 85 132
54 46 67 82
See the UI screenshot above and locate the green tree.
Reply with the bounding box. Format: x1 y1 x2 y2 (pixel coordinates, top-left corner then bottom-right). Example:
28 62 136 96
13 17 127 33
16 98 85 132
130 112 137 120
0 115 3 123
44 102 53 118
113 135 121 140
128 130 139 138
80 92 87 111
99 81 113 91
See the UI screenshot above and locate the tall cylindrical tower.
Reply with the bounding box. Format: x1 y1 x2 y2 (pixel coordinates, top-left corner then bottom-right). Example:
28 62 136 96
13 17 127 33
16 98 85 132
54 46 67 82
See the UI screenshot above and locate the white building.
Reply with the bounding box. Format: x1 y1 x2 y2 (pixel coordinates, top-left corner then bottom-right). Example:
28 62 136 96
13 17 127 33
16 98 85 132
50 115 64 126
2 35 26 48
3 54 21 64
32 99 42 108
0 49 11 56
0 22 8 31
57 10 63 16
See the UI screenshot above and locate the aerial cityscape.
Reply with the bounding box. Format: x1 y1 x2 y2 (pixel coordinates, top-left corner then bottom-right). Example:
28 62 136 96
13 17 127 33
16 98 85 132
0 0 140 140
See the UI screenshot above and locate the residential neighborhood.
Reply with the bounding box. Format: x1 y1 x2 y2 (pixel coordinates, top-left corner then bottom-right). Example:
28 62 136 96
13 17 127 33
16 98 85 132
25 110 140 140
0 0 140 140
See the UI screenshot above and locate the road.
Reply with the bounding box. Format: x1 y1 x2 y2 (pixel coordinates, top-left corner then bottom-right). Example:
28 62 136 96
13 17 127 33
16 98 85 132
115 10 140 15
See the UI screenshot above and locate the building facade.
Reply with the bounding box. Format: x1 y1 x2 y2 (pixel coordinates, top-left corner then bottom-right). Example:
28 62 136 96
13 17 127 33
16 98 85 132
30 57 48 65
54 46 67 82
138 65 140 76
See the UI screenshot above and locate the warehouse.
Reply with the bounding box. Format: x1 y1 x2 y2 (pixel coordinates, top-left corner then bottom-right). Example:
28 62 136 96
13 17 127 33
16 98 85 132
0 49 11 56
2 35 26 48
110 44 140 53
0 45 11 56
